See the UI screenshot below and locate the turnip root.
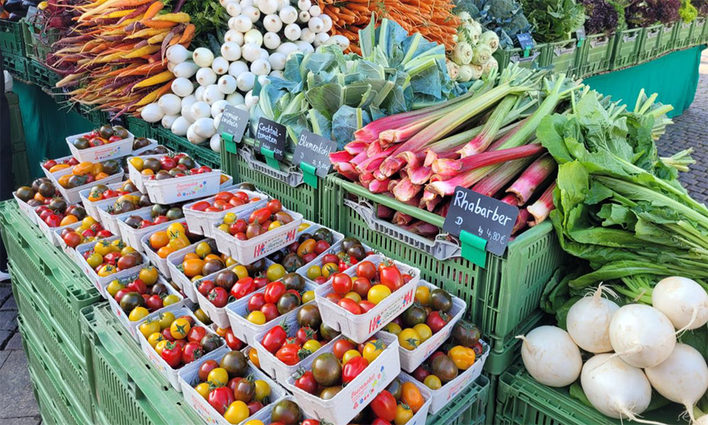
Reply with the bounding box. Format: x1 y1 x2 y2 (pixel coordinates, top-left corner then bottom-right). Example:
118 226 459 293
517 326 582 387
645 344 708 423
652 277 708 332
609 304 676 368
567 285 619 353
581 354 658 423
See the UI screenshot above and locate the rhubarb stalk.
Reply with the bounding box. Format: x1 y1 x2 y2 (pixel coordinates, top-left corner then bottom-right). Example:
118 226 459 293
505 153 557 205
457 95 519 157
527 182 556 226
472 155 538 197
432 144 544 179
392 177 423 202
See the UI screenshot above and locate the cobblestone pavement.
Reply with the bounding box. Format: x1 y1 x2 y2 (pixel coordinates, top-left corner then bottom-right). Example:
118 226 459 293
655 51 708 203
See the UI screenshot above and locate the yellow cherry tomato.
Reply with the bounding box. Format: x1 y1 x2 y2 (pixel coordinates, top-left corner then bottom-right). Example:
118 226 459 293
253 379 270 401
223 401 250 424
129 307 149 322
423 375 442 390
170 318 191 339
415 285 431 306
321 262 338 279
306 265 321 280
218 224 230 233
97 264 117 277
413 324 432 342
129 157 144 171
195 241 212 258
194 382 210 399
362 340 386 363
342 349 361 365
155 339 169 355
194 309 211 325
139 320 160 337
248 348 260 368
167 222 185 237
394 403 414 425
207 368 229 387
266 264 286 282
302 290 315 304
139 266 159 285
233 265 248 279
268 221 281 230
163 294 180 306
367 285 391 305
384 322 402 336
106 280 124 297
448 345 476 370
147 332 165 348
93 240 113 256
86 252 103 269
344 292 361 303
244 421 264 425
223 212 237 224
121 246 136 256
302 339 321 353
158 311 175 330
247 311 266 325
398 328 421 350
82 216 97 227
297 223 310 232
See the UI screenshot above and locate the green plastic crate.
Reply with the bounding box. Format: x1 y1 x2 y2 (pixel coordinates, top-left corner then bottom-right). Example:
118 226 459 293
10 264 95 419
577 33 615 77
222 143 325 223
675 20 695 48
27 59 60 89
639 25 663 62
20 316 94 425
78 103 109 126
690 17 706 44
494 44 546 70
155 126 221 169
542 39 580 77
30 371 62 425
0 20 24 55
81 303 208 425
0 202 102 354
21 19 59 63
483 309 546 376
427 375 490 425
495 363 688 425
611 28 643 69
322 176 567 344
7 91 30 187
700 17 708 43
2 53 29 81
126 115 158 139
656 23 678 57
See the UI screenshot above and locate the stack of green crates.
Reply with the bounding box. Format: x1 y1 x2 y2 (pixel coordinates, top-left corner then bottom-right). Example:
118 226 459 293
0 20 28 80
493 43 546 70
126 115 159 139
21 18 60 64
542 39 581 77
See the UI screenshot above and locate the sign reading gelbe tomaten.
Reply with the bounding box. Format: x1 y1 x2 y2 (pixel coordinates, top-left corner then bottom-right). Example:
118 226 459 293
442 186 518 256
255 117 287 161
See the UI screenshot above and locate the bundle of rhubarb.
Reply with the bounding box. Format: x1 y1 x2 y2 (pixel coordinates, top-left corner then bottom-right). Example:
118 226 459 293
49 0 195 117
329 64 580 237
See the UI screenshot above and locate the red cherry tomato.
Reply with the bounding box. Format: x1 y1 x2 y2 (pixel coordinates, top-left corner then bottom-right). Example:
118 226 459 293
263 281 286 304
331 273 353 296
338 297 362 315
260 303 279 322
191 201 211 212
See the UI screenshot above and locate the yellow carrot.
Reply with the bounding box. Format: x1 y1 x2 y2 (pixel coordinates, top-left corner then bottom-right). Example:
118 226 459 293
132 70 173 89
151 12 190 23
135 82 172 106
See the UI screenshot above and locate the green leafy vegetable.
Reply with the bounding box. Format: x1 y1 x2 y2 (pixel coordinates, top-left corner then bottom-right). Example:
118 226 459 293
521 0 586 42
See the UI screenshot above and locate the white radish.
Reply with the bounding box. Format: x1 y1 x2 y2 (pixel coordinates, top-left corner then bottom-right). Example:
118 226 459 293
581 354 654 422
221 43 242 61
226 92 245 105
297 0 311 11
166 45 190 64
173 61 199 78
191 101 211 119
203 84 225 105
299 28 315 44
210 134 222 152
314 32 329 47
264 32 281 50
244 90 259 108
268 52 286 70
228 61 249 77
277 42 299 56
167 61 176 73
211 100 228 117
308 16 323 33
196 67 217 86
242 43 262 62
193 117 216 138
250 59 271 76
652 277 708 331
257 75 268 86
308 5 321 16
225 30 245 45
279 5 297 24
194 86 206 102
609 304 676 368
517 326 582 387
257 0 279 14
269 70 284 79
240 0 253 8
180 95 197 121
242 6 261 22
193 48 215 67
161 114 178 129
321 14 332 32
257 48 269 61
213 113 222 129
294 40 314 54
171 116 191 135
237 72 256 91
298 10 310 23
211 57 229 75
263 15 283 33
140 103 163 123
284 23 301 41
187 124 206 144
171 78 194 97
328 34 349 50
158 94 181 116
218 75 238 94
566 285 619 353
226 2 242 16
645 343 708 423
233 15 252 32
244 29 264 47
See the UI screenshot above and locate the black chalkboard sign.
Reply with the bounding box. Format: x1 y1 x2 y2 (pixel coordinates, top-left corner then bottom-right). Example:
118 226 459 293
517 33 535 51
443 186 519 256
255 118 286 161
218 105 250 142
293 131 336 177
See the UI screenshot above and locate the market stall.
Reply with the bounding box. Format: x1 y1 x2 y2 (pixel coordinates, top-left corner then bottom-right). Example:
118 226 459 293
0 0 707 424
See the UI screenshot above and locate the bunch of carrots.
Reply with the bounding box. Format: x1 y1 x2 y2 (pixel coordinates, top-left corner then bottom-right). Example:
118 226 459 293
318 0 459 54
49 0 194 117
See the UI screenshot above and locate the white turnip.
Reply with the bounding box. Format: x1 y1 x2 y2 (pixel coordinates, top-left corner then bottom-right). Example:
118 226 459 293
250 59 271 76
166 45 190 64
233 15 252 32
203 85 225 105
226 2 242 17
228 61 249 78
268 52 286 70
581 354 655 422
187 124 206 144
242 6 261 22
211 100 228 118
173 61 199 79
196 67 217 86
193 117 216 138
652 277 708 331
221 43 242 61
171 116 191 135
190 101 211 120
518 326 582 387
279 6 297 24
264 32 281 50
140 103 163 123
180 95 197 121
194 86 206 102
158 94 181 116
236 72 256 91
211 57 229 75
645 343 708 423
225 30 245 46
193 48 215 67
218 75 238 94
171 78 194 97
263 14 283 33
284 23 301 41
609 304 676 368
566 285 619 353
161 114 178 129
210 134 222 152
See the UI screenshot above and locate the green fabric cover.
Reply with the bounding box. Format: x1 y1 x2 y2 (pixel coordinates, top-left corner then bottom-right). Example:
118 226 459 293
12 81 94 179
584 45 705 118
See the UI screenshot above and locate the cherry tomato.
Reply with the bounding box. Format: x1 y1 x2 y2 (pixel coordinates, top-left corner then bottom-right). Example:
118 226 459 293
160 341 182 368
379 261 404 291
181 341 204 363
225 329 244 350
247 293 266 312
338 297 362 315
352 277 372 298
261 325 287 353
230 277 256 300
187 326 207 343
342 356 368 384
331 273 353 296
266 199 282 214
198 359 219 381
264 281 286 304
371 391 397 422
208 287 229 307
260 303 279 322
191 201 211 212
333 339 356 360
356 261 377 280
294 370 318 394
208 387 235 415
275 343 302 366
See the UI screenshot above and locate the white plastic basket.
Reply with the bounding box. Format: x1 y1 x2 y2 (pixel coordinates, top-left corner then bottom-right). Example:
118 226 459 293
74 237 147 298
115 209 183 252
417 340 490 415
97 204 152 236
127 154 165 193
136 305 223 391
66 130 135 163
213 207 303 265
49 169 125 204
314 254 419 343
179 347 288 424
34 207 86 246
165 239 213 302
225 282 317 346
140 230 185 278
398 280 466 373
12 192 39 225
105 274 185 342
143 169 222 204
182 189 268 238
131 138 160 156
286 332 401 425
396 373 433 425
79 181 140 220
40 155 75 179
252 306 336 382
53 219 112 262
294 228 363 285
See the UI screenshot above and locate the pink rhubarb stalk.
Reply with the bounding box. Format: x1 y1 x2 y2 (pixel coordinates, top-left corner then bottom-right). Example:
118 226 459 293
472 156 537 197
344 141 368 155
432 144 544 179
377 204 395 220
393 211 414 226
392 177 423 202
407 165 433 185
457 95 518 157
369 178 390 194
527 182 556 226
505 153 556 205
501 195 530 234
